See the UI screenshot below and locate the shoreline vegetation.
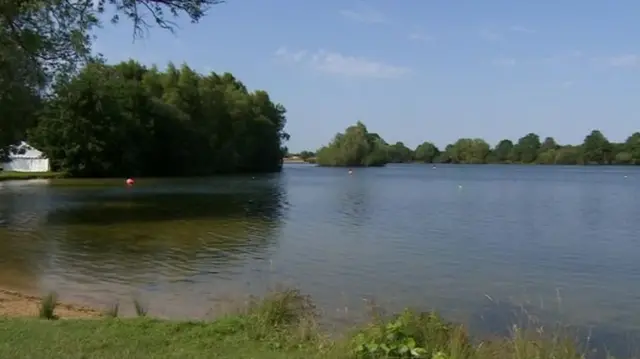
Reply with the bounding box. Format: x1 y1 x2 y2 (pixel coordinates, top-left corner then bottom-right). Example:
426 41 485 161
20 61 289 178
0 287 625 358
292 121 640 167
3 1 290 180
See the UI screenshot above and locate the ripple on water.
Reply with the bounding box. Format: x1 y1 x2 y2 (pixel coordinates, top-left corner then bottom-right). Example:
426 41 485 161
2 167 640 352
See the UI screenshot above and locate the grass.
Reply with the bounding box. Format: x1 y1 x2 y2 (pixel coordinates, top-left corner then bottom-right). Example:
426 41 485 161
0 288 623 359
0 171 63 181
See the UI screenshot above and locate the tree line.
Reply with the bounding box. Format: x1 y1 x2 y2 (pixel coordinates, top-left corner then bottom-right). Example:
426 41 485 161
2 0 217 155
294 122 640 166
2 1 293 177
29 60 289 177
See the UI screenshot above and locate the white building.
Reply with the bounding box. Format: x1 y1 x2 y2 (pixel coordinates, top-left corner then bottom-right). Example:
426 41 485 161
1 142 50 172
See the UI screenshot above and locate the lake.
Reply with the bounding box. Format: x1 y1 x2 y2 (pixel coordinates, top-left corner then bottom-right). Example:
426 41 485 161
1 164 639 348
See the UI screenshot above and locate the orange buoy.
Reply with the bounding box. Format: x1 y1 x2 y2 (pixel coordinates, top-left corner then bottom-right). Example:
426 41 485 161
126 178 135 186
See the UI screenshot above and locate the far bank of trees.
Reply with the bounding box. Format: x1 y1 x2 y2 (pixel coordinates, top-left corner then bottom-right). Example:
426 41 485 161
311 122 640 167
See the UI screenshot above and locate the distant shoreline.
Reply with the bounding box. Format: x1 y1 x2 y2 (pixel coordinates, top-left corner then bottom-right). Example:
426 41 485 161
283 157 314 164
1 163 634 184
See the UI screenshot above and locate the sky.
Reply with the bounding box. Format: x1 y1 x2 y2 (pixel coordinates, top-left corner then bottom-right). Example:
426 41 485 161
92 0 640 152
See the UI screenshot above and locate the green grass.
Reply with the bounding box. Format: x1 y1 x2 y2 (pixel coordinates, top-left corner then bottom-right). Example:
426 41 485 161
0 289 619 359
0 317 326 359
0 171 63 181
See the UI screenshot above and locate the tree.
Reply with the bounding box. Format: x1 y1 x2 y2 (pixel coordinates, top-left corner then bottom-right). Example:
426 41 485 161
312 128 640 167
414 142 440 163
95 0 224 35
315 122 390 167
0 0 222 157
535 137 560 164
536 149 557 164
29 60 289 177
582 130 612 164
540 137 559 152
622 132 640 164
388 142 414 163
436 144 454 163
446 138 491 164
513 133 541 163
493 139 514 163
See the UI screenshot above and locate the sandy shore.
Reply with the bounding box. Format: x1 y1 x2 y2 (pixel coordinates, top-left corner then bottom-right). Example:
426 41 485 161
0 288 102 318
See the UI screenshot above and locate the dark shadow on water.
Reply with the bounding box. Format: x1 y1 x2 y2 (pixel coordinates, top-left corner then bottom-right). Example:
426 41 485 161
468 299 640 359
0 176 290 287
44 180 288 276
46 187 287 226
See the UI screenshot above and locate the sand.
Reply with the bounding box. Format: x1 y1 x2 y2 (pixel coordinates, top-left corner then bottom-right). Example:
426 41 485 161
0 288 101 318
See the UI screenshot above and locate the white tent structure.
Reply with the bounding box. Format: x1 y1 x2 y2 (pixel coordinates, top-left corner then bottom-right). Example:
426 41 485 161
1 142 50 172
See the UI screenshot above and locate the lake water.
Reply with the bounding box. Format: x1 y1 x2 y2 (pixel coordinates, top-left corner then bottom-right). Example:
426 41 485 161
1 165 640 349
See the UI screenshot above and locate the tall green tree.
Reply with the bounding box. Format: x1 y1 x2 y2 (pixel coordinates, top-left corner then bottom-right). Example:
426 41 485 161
30 60 289 177
447 138 491 164
513 133 541 163
315 122 390 167
0 0 222 157
554 146 583 165
540 137 559 152
582 130 612 164
493 139 514 163
619 132 640 164
388 142 414 163
414 142 440 163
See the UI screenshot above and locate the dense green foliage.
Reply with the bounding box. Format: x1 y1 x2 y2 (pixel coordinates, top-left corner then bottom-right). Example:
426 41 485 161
312 122 640 166
1 0 290 176
28 60 289 177
315 122 391 167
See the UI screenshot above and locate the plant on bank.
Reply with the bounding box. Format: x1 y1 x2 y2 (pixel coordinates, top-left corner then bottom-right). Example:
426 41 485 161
244 288 321 349
104 301 120 318
351 308 471 358
39 292 58 320
133 298 148 317
315 121 391 167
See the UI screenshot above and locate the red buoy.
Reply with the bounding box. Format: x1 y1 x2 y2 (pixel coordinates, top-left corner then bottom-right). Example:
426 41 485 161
126 178 135 186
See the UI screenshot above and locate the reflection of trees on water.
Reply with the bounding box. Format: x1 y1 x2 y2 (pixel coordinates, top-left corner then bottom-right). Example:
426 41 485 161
0 181 54 229
47 176 287 225
0 226 41 290
42 176 288 285
0 182 56 290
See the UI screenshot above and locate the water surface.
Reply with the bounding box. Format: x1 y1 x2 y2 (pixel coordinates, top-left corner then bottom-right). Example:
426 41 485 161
1 165 639 347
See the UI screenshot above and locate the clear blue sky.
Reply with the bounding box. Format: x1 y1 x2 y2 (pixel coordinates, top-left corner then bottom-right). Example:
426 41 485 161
92 0 640 152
